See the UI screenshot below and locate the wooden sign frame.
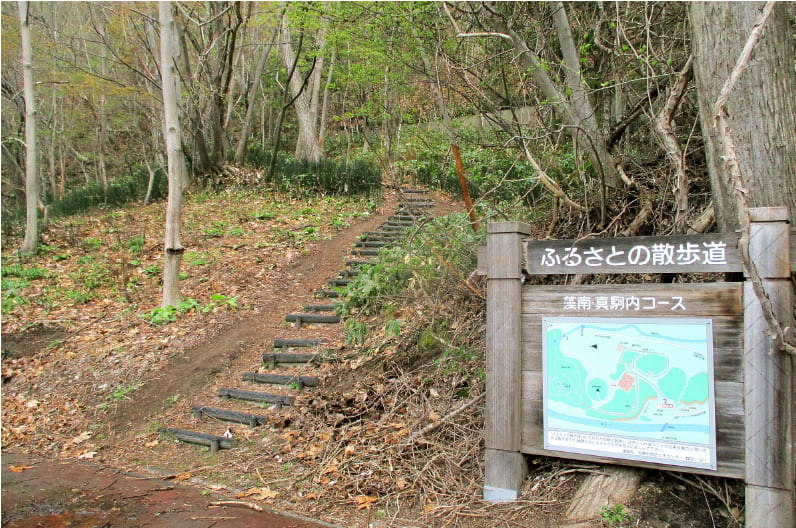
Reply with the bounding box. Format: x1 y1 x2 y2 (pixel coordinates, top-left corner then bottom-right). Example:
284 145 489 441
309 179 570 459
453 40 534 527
482 209 793 528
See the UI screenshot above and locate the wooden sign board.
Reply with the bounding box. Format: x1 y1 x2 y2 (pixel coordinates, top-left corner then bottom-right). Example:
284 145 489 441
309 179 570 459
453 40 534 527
520 282 745 479
525 232 742 275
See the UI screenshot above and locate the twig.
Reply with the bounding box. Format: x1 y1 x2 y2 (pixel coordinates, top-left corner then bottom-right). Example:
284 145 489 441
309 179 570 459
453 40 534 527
209 500 263 512
688 202 715 234
428 246 484 300
403 393 485 445
713 0 795 357
619 196 653 237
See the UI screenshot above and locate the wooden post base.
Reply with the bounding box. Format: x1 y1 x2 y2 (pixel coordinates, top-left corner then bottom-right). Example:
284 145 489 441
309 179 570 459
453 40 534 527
484 449 527 502
745 485 794 528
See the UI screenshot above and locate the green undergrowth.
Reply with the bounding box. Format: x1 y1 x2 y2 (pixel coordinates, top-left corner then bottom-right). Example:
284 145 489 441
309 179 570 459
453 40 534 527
395 128 582 209
1 187 379 329
4 155 379 234
337 212 487 386
246 147 381 196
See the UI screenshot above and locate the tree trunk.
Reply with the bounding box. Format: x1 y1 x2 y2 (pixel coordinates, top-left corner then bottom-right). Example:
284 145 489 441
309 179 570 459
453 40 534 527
317 49 335 149
690 2 796 231
481 4 629 189
18 0 39 255
279 22 323 162
159 1 186 307
234 30 276 164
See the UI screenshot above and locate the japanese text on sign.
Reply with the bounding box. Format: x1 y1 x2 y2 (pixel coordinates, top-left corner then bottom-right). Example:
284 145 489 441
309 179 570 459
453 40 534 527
540 241 727 268
562 295 686 311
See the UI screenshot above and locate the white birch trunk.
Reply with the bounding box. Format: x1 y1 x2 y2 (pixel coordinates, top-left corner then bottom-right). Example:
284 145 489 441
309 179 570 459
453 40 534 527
279 23 323 162
234 33 275 163
317 50 335 149
159 1 185 307
18 0 39 254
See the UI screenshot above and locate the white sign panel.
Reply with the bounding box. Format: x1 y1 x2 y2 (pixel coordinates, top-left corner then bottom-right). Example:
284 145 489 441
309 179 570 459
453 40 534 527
542 317 717 470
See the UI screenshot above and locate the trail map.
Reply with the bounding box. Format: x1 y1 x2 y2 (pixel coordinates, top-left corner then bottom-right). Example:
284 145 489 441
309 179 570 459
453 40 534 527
542 317 716 470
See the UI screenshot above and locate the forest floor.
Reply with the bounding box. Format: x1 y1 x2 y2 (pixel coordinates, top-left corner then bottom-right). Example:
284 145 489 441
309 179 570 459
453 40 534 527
2 182 743 527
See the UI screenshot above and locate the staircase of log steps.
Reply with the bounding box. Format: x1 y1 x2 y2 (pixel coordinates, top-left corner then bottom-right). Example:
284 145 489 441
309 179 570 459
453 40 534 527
164 189 435 451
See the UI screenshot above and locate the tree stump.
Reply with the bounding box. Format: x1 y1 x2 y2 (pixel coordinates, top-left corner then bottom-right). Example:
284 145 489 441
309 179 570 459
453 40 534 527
565 466 642 526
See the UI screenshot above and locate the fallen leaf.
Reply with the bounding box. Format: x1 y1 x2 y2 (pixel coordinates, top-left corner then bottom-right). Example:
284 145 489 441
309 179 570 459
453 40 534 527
354 495 378 511
428 410 441 423
72 431 92 444
8 465 34 473
78 451 98 459
144 439 159 448
237 487 278 501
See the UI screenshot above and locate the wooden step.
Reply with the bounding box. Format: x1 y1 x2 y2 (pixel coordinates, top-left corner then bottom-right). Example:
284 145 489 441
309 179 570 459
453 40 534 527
262 352 319 367
384 221 415 227
400 188 429 194
355 241 388 248
405 196 431 201
345 259 370 267
327 279 352 288
339 269 359 278
362 231 401 239
285 313 341 327
314 289 340 299
218 387 294 406
399 202 434 208
352 249 379 256
303 304 338 312
192 405 267 427
389 215 418 222
161 428 232 452
273 338 328 348
243 372 319 389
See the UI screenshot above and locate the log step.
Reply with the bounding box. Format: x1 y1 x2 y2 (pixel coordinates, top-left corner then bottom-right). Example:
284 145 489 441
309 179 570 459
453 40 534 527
400 188 429 194
362 231 401 238
262 352 319 366
218 387 294 406
389 215 419 222
376 226 407 232
303 304 338 312
405 196 431 201
352 249 380 256
243 372 319 388
162 428 233 452
385 221 415 227
192 405 267 427
314 289 340 299
339 269 359 278
273 338 328 348
285 313 341 326
399 202 434 208
355 241 388 248
328 279 352 287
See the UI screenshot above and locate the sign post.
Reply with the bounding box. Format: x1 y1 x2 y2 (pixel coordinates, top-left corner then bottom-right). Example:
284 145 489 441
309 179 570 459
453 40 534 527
484 221 530 501
743 208 792 528
481 208 793 528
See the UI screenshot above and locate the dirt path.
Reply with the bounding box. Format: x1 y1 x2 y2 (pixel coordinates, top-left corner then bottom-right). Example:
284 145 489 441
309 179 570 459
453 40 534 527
107 190 405 432
2 188 462 527
1 452 335 528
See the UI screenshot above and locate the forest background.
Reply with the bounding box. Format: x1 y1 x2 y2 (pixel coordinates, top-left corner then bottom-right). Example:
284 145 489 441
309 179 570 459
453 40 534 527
1 2 795 527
